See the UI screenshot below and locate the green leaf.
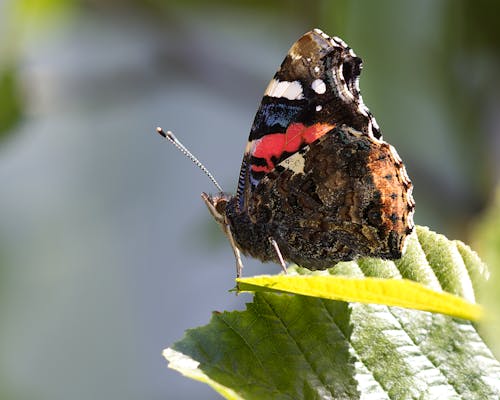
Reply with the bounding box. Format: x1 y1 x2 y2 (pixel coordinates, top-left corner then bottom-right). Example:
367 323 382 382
236 275 482 321
472 186 500 358
236 226 486 321
164 226 500 399
163 348 244 400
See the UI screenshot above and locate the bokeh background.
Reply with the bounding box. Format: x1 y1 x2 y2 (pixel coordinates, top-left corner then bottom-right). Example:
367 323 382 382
1 0 499 399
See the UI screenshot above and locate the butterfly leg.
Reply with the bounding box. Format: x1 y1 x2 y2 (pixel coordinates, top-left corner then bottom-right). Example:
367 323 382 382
222 223 244 278
269 237 288 274
201 192 244 278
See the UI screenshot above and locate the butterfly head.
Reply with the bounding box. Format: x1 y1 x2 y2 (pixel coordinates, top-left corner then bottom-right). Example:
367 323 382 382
201 192 232 225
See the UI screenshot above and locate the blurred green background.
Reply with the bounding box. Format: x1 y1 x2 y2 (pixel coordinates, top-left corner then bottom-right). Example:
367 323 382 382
0 0 499 399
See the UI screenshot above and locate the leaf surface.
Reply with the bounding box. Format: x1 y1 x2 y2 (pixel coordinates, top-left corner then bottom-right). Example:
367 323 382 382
164 226 500 399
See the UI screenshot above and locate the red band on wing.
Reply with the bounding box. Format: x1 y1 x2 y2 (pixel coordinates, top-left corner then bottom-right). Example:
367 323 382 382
251 122 334 173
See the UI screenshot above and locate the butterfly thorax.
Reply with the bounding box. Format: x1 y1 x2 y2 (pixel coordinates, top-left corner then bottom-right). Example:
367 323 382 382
203 192 280 264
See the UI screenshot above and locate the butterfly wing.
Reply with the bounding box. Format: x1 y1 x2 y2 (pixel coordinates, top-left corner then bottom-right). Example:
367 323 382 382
236 30 382 208
230 29 414 266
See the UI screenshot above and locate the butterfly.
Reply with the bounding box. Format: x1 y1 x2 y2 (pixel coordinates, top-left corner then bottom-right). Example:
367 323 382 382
159 29 415 278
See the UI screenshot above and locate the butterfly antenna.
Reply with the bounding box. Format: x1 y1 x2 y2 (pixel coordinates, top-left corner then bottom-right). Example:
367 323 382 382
156 127 224 193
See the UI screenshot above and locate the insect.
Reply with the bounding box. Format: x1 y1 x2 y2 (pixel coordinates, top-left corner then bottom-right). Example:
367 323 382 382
157 29 415 278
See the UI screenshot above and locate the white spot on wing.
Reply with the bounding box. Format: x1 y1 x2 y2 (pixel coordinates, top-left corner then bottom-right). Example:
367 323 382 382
264 78 304 100
332 35 348 48
278 152 306 175
314 66 320 73
244 140 255 155
316 105 322 111
311 79 326 94
388 144 403 164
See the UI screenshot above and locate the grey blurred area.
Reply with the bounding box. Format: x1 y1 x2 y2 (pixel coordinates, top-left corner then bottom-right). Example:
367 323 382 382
0 1 499 399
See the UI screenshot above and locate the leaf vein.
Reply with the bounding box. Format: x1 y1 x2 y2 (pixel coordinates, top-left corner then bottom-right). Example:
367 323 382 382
261 295 338 399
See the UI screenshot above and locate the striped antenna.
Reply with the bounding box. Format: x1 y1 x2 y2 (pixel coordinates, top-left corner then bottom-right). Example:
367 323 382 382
156 127 224 193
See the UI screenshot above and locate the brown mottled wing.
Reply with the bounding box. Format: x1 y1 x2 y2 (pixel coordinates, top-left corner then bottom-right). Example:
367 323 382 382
247 125 414 270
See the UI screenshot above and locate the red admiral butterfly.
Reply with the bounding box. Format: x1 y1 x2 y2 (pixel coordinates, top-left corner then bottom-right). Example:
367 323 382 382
158 29 415 278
